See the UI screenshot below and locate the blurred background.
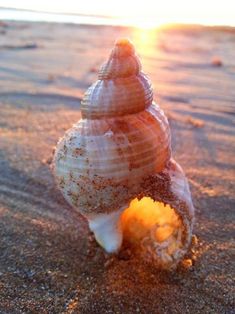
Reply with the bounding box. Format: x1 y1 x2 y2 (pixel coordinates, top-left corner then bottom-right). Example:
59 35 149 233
0 1 234 313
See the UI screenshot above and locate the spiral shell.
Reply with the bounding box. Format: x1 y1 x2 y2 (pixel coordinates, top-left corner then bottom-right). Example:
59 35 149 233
53 39 194 269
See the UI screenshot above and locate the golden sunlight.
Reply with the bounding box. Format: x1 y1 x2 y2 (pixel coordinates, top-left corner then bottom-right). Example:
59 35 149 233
1 0 235 27
113 0 235 27
131 27 158 57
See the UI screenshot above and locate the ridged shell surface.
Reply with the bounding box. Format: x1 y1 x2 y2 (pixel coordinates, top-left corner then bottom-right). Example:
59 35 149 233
54 39 171 216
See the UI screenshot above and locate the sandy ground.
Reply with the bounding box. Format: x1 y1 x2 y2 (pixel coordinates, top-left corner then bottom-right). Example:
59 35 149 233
0 21 234 313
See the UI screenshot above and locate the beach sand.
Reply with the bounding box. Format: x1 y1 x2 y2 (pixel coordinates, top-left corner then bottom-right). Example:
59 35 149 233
0 21 234 313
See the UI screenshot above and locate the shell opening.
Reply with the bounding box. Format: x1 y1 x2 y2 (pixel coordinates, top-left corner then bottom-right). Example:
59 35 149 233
121 197 184 268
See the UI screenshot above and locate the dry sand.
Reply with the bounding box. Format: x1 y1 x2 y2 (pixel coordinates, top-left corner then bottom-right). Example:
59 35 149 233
0 21 234 313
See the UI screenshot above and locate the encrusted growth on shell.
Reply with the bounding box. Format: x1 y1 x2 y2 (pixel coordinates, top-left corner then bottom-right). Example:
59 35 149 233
53 38 194 269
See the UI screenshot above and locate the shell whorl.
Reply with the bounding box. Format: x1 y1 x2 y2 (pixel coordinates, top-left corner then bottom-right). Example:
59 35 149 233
81 39 153 119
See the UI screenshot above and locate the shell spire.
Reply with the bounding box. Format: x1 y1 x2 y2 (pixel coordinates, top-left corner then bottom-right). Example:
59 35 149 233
98 38 141 79
81 38 153 119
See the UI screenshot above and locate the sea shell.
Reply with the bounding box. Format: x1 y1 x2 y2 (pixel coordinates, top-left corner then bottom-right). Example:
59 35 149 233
53 38 194 269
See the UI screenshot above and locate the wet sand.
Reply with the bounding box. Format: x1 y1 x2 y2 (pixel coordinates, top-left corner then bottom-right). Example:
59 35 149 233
0 21 234 313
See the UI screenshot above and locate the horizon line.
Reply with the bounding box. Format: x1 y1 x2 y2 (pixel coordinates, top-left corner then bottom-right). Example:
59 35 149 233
0 6 235 29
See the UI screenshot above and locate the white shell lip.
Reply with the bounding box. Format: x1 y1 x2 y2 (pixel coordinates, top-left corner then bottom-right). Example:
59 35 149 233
88 208 124 253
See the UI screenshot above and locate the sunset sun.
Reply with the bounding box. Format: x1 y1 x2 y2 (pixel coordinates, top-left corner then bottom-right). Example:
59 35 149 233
0 0 235 27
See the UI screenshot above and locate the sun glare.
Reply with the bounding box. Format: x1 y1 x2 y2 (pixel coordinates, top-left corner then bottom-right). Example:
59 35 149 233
0 0 235 27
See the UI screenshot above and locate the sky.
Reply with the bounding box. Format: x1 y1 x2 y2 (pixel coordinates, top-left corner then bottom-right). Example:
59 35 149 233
0 0 235 27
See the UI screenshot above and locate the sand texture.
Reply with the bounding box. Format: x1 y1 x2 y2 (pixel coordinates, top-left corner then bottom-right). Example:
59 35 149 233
0 21 234 313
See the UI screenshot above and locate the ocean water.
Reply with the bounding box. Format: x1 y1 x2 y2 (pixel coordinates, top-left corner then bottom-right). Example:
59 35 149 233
0 8 128 27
